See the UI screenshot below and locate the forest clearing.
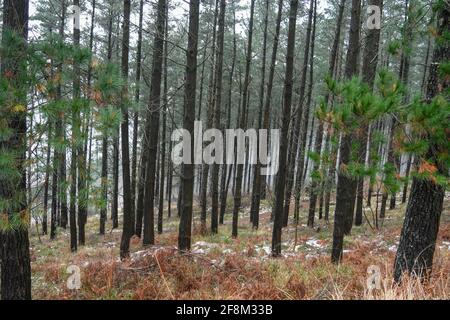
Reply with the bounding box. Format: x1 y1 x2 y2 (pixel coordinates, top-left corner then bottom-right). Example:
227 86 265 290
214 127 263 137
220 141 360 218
0 0 449 301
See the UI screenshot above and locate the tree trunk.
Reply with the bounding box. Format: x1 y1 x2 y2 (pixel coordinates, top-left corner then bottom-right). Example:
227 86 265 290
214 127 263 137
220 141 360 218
249 0 270 229
200 0 219 234
142 0 167 246
72 0 83 248
119 0 134 259
219 0 237 225
271 0 299 256
42 123 52 235
232 0 256 239
111 136 119 229
394 2 449 282
131 0 144 232
354 0 383 227
178 0 200 251
0 0 32 300
331 0 362 263
100 7 114 235
401 154 413 204
284 0 315 227
158 2 169 235
210 0 226 234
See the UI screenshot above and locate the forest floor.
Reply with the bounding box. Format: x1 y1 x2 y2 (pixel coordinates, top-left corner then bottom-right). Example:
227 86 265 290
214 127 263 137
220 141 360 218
29 195 450 300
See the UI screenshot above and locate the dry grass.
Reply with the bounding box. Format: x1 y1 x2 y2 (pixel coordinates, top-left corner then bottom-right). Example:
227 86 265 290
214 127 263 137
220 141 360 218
29 196 450 300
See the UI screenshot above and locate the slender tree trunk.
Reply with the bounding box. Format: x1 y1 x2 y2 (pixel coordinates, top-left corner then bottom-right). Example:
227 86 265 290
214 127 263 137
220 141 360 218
178 0 200 251
100 8 114 235
271 0 299 256
70 0 82 249
219 0 237 225
142 0 167 246
111 136 119 229
74 0 87 246
381 0 411 217
119 0 134 259
284 0 315 227
42 124 52 235
249 0 270 229
131 0 144 232
232 0 256 239
401 154 413 204
354 0 383 226
210 0 226 234
158 2 169 235
200 0 219 234
331 0 362 263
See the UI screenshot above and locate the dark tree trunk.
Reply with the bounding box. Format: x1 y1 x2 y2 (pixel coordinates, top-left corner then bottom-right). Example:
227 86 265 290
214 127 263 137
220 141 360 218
158 2 169 235
119 0 134 259
381 0 411 217
75 0 87 246
219 0 237 225
354 0 383 226
58 1 69 231
167 119 174 219
200 0 219 234
232 0 256 239
131 0 144 232
394 2 449 282
99 137 108 235
210 0 226 234
401 154 413 204
111 136 119 229
331 0 362 263
249 0 270 229
178 0 200 251
271 0 299 256
78 0 96 240
285 0 314 227
142 0 167 246
100 8 114 235
42 123 52 235
72 0 83 248
0 0 32 301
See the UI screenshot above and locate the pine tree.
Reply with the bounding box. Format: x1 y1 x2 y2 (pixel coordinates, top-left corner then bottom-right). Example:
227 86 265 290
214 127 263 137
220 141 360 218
394 0 449 282
0 0 32 300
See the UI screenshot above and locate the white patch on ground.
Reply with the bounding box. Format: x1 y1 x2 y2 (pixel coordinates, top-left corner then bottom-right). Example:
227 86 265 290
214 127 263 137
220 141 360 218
130 250 152 261
254 244 271 256
191 241 219 254
105 242 116 248
222 248 233 254
306 239 325 249
440 241 450 250
388 245 397 253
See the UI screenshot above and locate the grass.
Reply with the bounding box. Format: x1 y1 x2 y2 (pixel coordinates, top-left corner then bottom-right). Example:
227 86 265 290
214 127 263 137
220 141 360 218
29 195 450 300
